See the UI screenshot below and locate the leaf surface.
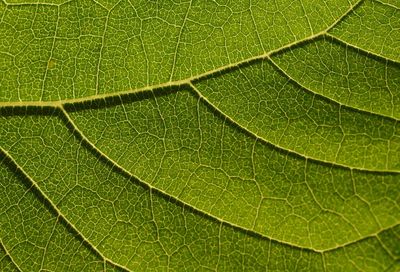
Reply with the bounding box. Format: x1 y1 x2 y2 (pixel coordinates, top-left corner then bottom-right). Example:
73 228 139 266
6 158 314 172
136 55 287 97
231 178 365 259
0 0 399 271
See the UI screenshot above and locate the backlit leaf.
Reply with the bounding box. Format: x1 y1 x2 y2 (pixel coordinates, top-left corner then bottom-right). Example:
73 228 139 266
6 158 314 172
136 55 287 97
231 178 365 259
1 0 399 271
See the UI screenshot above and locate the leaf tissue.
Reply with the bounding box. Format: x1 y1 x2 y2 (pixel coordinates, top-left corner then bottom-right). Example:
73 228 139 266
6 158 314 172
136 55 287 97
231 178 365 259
0 0 399 271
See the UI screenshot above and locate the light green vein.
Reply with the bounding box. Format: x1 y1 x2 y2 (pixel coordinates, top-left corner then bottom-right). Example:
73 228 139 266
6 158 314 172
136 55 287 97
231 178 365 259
0 148 131 272
268 53 400 123
59 97 400 252
323 223 400 254
1 0 72 6
0 0 363 107
0 239 22 272
326 32 400 65
58 105 324 252
189 82 400 174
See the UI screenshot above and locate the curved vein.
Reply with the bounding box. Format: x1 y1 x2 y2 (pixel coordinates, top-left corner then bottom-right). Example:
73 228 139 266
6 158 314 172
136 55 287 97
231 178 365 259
0 239 22 272
326 32 400 65
268 53 400 123
58 104 328 253
189 82 400 174
323 223 400 254
0 0 364 108
0 147 131 272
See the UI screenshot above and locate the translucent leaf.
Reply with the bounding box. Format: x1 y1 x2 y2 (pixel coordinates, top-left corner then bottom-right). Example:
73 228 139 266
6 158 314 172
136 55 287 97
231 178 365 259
1 0 399 271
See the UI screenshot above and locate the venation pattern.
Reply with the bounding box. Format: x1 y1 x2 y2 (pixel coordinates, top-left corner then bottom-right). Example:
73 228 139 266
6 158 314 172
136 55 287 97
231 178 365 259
1 0 399 271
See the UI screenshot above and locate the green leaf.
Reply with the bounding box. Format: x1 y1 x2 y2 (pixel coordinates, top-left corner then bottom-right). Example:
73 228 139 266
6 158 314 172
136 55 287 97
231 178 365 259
1 0 399 271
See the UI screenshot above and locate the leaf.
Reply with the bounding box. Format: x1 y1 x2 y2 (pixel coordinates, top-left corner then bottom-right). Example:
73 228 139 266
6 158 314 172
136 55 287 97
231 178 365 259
0 0 399 271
